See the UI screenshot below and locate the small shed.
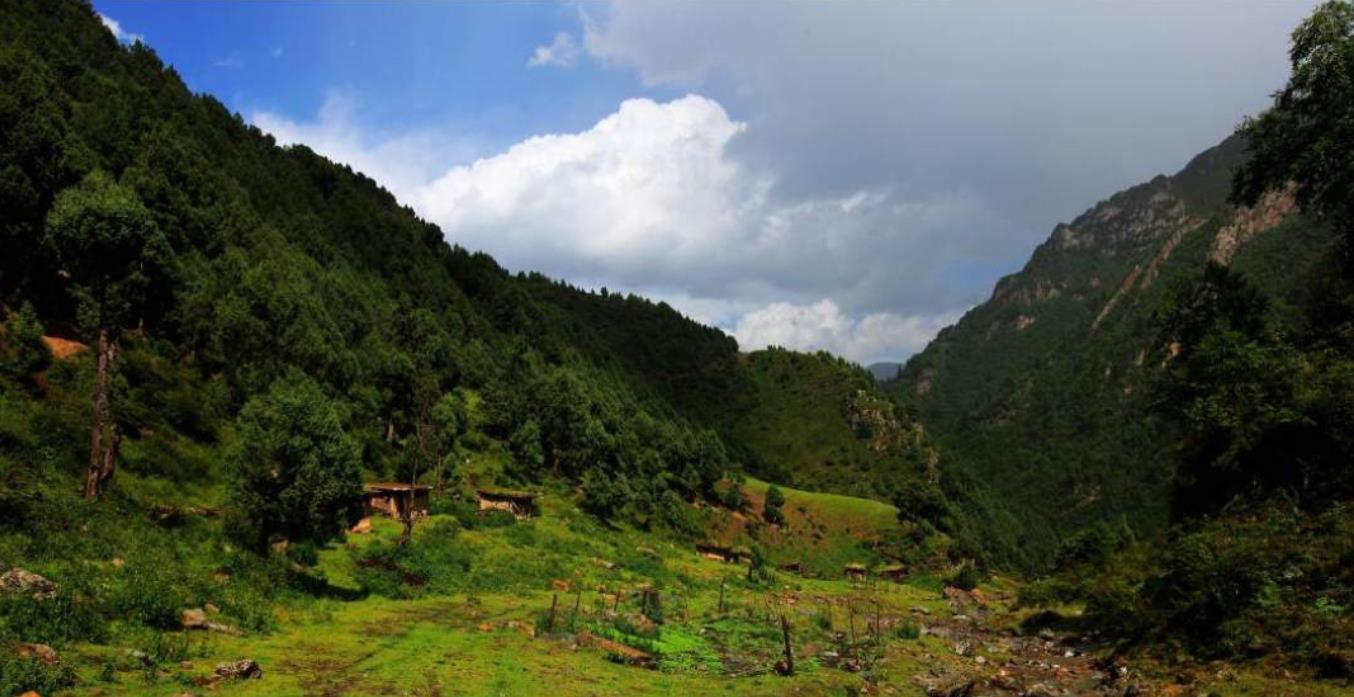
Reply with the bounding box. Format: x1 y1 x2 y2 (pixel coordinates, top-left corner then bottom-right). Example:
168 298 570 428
476 488 539 519
879 563 907 582
363 483 430 520
844 563 868 580
779 560 804 575
696 543 744 563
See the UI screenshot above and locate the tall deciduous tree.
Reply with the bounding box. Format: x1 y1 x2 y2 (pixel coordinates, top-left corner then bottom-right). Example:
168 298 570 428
44 170 166 498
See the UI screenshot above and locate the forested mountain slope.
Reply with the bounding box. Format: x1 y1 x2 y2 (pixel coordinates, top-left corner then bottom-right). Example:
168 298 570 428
887 133 1335 565
0 0 954 536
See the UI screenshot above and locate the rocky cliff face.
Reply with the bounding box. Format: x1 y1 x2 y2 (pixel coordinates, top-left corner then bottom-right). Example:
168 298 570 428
887 134 1320 564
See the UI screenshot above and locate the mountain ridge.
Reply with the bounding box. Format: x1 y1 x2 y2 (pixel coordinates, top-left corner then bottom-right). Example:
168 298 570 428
887 132 1327 564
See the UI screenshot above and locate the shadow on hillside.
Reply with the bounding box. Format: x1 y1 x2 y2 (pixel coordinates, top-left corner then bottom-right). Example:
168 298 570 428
288 569 369 601
1018 609 1095 637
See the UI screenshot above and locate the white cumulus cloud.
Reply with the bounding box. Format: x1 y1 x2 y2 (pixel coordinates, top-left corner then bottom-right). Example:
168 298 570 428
527 32 582 68
97 13 142 44
734 300 962 365
251 91 484 198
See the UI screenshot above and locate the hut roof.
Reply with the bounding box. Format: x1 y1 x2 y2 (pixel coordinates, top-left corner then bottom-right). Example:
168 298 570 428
475 487 538 501
365 482 430 492
879 563 906 573
844 563 868 571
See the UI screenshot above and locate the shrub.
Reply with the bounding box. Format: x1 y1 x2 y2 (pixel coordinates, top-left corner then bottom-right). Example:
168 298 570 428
0 654 77 696
0 593 108 644
353 544 426 600
895 621 920 640
948 561 980 591
763 485 786 526
745 544 773 586
0 303 51 383
105 564 187 630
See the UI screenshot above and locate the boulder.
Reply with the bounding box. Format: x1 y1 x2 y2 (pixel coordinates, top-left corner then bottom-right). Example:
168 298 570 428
15 643 58 665
182 608 208 629
0 569 57 599
183 607 242 635
214 659 262 680
924 677 976 697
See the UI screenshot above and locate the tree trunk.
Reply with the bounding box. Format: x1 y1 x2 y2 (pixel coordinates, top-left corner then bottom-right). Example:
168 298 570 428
85 328 111 500
779 614 795 675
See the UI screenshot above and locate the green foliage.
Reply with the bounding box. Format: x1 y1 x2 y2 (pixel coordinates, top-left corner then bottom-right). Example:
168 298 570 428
0 593 109 645
579 467 630 521
762 484 786 526
43 170 167 337
719 472 749 513
1235 1 1354 240
353 518 474 598
0 303 50 382
224 370 363 551
0 653 77 697
948 561 980 592
745 544 773 587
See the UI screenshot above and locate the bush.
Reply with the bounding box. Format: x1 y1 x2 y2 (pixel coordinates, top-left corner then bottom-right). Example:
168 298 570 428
948 561 980 591
0 303 51 383
353 519 474 598
0 654 76 696
763 485 786 526
105 564 187 630
895 621 920 640
0 593 108 645
353 544 427 600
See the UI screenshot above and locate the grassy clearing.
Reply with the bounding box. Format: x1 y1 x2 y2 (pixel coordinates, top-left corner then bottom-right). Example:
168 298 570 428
47 487 948 697
22 487 1343 697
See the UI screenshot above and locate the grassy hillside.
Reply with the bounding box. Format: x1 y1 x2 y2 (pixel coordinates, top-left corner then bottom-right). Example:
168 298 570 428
718 349 935 497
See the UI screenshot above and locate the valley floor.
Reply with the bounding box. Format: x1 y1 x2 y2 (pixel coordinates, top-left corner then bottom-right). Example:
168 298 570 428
47 509 1346 697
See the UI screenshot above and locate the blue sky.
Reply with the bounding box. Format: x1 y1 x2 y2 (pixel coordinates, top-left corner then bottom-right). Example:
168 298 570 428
92 1 1319 364
93 2 672 148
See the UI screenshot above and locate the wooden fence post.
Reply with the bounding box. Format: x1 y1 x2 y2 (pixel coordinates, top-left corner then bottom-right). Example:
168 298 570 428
548 592 558 633
848 604 857 656
778 614 795 676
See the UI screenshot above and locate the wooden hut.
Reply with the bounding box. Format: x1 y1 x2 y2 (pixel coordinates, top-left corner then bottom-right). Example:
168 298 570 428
844 563 868 580
779 560 804 575
696 543 744 563
476 488 539 519
879 563 907 582
362 483 430 520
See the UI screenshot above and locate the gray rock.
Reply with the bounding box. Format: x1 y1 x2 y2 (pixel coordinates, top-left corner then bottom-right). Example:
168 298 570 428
214 658 262 680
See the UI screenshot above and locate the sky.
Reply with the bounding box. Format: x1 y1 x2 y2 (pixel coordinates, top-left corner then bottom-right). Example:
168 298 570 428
93 1 1319 365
